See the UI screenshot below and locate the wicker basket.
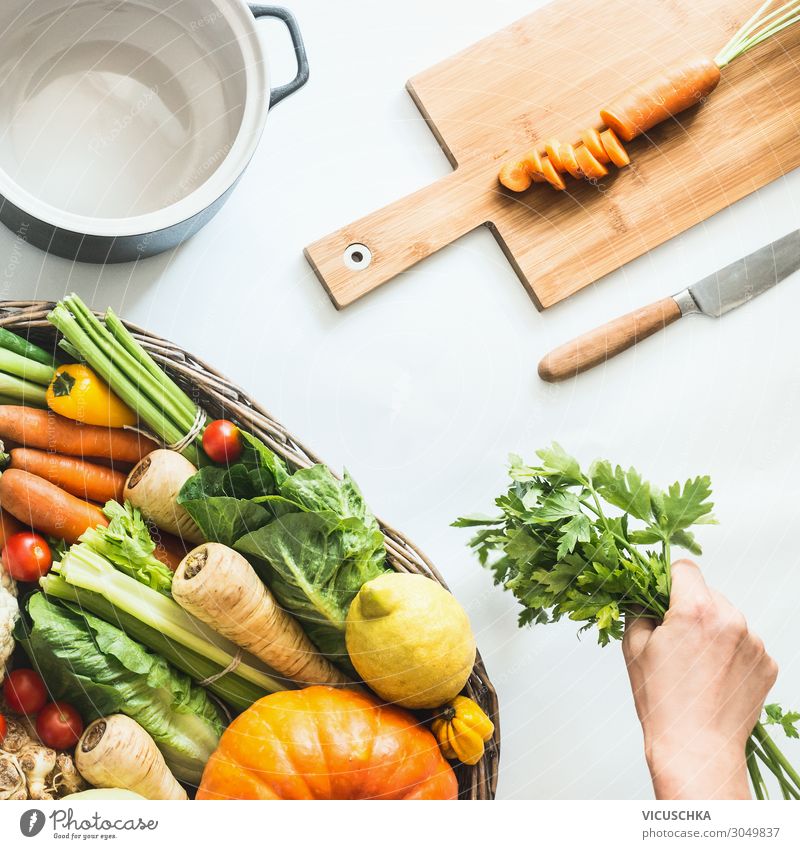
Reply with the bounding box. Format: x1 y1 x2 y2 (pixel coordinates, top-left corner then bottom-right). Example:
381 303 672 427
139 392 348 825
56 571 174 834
0 300 500 800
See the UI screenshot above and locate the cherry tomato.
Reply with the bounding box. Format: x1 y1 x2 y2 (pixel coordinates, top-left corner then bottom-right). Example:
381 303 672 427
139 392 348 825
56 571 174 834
36 702 83 750
2 532 52 582
202 419 243 464
0 714 7 745
3 668 48 715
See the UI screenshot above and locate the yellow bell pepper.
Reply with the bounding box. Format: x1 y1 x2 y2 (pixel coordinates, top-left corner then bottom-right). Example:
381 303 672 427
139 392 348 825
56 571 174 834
46 364 137 428
431 696 495 766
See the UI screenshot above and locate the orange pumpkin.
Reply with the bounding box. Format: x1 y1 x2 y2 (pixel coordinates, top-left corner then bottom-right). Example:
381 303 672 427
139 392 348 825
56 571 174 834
197 686 458 800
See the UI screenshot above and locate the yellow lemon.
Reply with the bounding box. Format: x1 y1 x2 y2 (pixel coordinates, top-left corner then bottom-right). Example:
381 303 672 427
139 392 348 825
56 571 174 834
346 573 476 709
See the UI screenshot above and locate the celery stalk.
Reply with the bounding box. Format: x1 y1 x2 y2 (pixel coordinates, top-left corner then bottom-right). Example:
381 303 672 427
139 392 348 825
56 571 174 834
0 327 57 368
0 372 47 405
104 309 199 423
0 392 45 408
48 304 183 445
40 574 273 711
0 347 55 385
65 297 193 434
54 545 284 693
48 296 206 464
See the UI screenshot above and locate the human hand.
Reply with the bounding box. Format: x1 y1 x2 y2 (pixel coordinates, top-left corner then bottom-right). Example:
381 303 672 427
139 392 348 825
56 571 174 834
623 559 778 800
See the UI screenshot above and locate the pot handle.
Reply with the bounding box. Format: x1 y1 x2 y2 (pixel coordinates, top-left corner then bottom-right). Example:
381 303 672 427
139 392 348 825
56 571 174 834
249 5 310 108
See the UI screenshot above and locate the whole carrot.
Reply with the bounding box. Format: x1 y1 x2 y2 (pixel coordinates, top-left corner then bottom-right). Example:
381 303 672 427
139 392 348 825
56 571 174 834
150 531 189 572
0 501 26 547
9 448 126 505
0 407 156 465
599 56 721 143
0 469 109 544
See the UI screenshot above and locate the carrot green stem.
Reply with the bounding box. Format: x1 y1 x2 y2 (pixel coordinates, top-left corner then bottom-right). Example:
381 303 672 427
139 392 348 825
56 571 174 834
716 0 800 66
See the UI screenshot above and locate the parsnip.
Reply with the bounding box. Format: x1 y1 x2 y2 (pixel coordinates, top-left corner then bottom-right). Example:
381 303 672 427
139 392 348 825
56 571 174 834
173 543 350 686
124 450 204 545
75 716 187 801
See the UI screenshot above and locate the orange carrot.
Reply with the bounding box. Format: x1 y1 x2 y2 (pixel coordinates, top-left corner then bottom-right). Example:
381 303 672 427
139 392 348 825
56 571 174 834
0 469 109 544
540 157 566 191
9 448 126 505
498 160 531 193
544 139 564 172
0 501 26 547
520 150 546 182
580 128 610 165
0 407 157 465
600 56 721 142
559 143 583 180
600 129 630 168
575 145 608 180
151 531 189 572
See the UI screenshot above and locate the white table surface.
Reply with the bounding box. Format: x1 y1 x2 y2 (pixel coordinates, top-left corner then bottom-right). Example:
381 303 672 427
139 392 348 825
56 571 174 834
2 0 800 800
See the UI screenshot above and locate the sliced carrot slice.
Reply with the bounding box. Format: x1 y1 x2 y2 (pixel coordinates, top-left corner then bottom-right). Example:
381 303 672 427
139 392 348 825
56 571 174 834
580 128 610 164
499 160 532 192
544 139 564 172
600 128 630 168
600 108 637 143
540 157 566 190
574 144 608 180
520 149 547 183
558 142 583 180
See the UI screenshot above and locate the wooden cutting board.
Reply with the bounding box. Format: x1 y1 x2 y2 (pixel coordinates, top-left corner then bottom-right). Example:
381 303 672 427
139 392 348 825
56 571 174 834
304 0 800 310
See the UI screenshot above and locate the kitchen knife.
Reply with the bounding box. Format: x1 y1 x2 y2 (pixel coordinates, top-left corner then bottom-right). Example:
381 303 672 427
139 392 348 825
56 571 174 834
538 229 800 383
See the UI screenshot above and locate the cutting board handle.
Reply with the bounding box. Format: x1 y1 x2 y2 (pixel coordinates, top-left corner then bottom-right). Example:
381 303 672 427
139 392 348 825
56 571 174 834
304 168 485 309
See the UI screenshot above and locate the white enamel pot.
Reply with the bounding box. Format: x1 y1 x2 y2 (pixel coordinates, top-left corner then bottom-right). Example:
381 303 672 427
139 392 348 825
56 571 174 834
0 1 309 263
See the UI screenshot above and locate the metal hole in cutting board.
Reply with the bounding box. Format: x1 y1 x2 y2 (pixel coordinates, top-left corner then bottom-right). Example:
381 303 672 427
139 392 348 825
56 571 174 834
344 243 372 270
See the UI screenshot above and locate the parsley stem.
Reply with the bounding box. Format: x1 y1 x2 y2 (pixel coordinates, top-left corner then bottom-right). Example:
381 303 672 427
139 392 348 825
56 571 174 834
664 541 672 598
753 723 800 792
749 738 799 799
746 741 768 800
584 491 653 573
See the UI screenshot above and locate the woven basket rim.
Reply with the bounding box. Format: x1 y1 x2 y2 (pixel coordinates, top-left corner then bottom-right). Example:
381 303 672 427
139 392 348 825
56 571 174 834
0 299 500 800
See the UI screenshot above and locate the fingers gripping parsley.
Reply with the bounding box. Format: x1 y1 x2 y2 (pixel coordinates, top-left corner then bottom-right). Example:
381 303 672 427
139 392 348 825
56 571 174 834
456 445 800 799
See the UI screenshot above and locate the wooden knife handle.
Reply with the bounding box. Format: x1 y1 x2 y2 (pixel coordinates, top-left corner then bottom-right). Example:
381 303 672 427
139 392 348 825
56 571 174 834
538 296 682 382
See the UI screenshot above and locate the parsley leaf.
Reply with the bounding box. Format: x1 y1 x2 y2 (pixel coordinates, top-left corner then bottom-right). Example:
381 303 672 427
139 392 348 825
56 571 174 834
455 446 715 645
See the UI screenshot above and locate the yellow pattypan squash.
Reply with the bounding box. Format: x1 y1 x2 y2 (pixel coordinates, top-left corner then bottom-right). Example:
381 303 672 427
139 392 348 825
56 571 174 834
46 364 137 428
431 696 494 766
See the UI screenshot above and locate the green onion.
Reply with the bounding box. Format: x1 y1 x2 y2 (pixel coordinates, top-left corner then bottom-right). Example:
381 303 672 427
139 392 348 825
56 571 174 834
716 0 800 66
40 574 268 712
0 327 57 368
0 346 54 386
51 544 285 697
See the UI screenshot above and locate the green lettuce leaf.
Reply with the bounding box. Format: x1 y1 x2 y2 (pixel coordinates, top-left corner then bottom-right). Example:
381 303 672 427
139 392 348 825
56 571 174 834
179 432 388 672
278 466 378 528
177 437 296 546
16 593 224 785
236 511 387 672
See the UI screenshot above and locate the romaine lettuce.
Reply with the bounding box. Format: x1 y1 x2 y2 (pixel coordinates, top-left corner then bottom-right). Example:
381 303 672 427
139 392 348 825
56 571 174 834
178 435 388 670
16 593 224 785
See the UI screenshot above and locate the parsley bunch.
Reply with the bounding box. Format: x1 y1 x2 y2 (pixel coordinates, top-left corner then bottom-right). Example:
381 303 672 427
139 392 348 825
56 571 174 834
456 445 799 800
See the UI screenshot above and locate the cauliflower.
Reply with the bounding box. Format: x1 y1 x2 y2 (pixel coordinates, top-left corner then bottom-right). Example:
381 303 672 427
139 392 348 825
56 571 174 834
0 558 18 682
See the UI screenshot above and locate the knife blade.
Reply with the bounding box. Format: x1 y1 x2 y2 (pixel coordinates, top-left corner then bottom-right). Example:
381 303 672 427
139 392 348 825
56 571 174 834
538 229 800 383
